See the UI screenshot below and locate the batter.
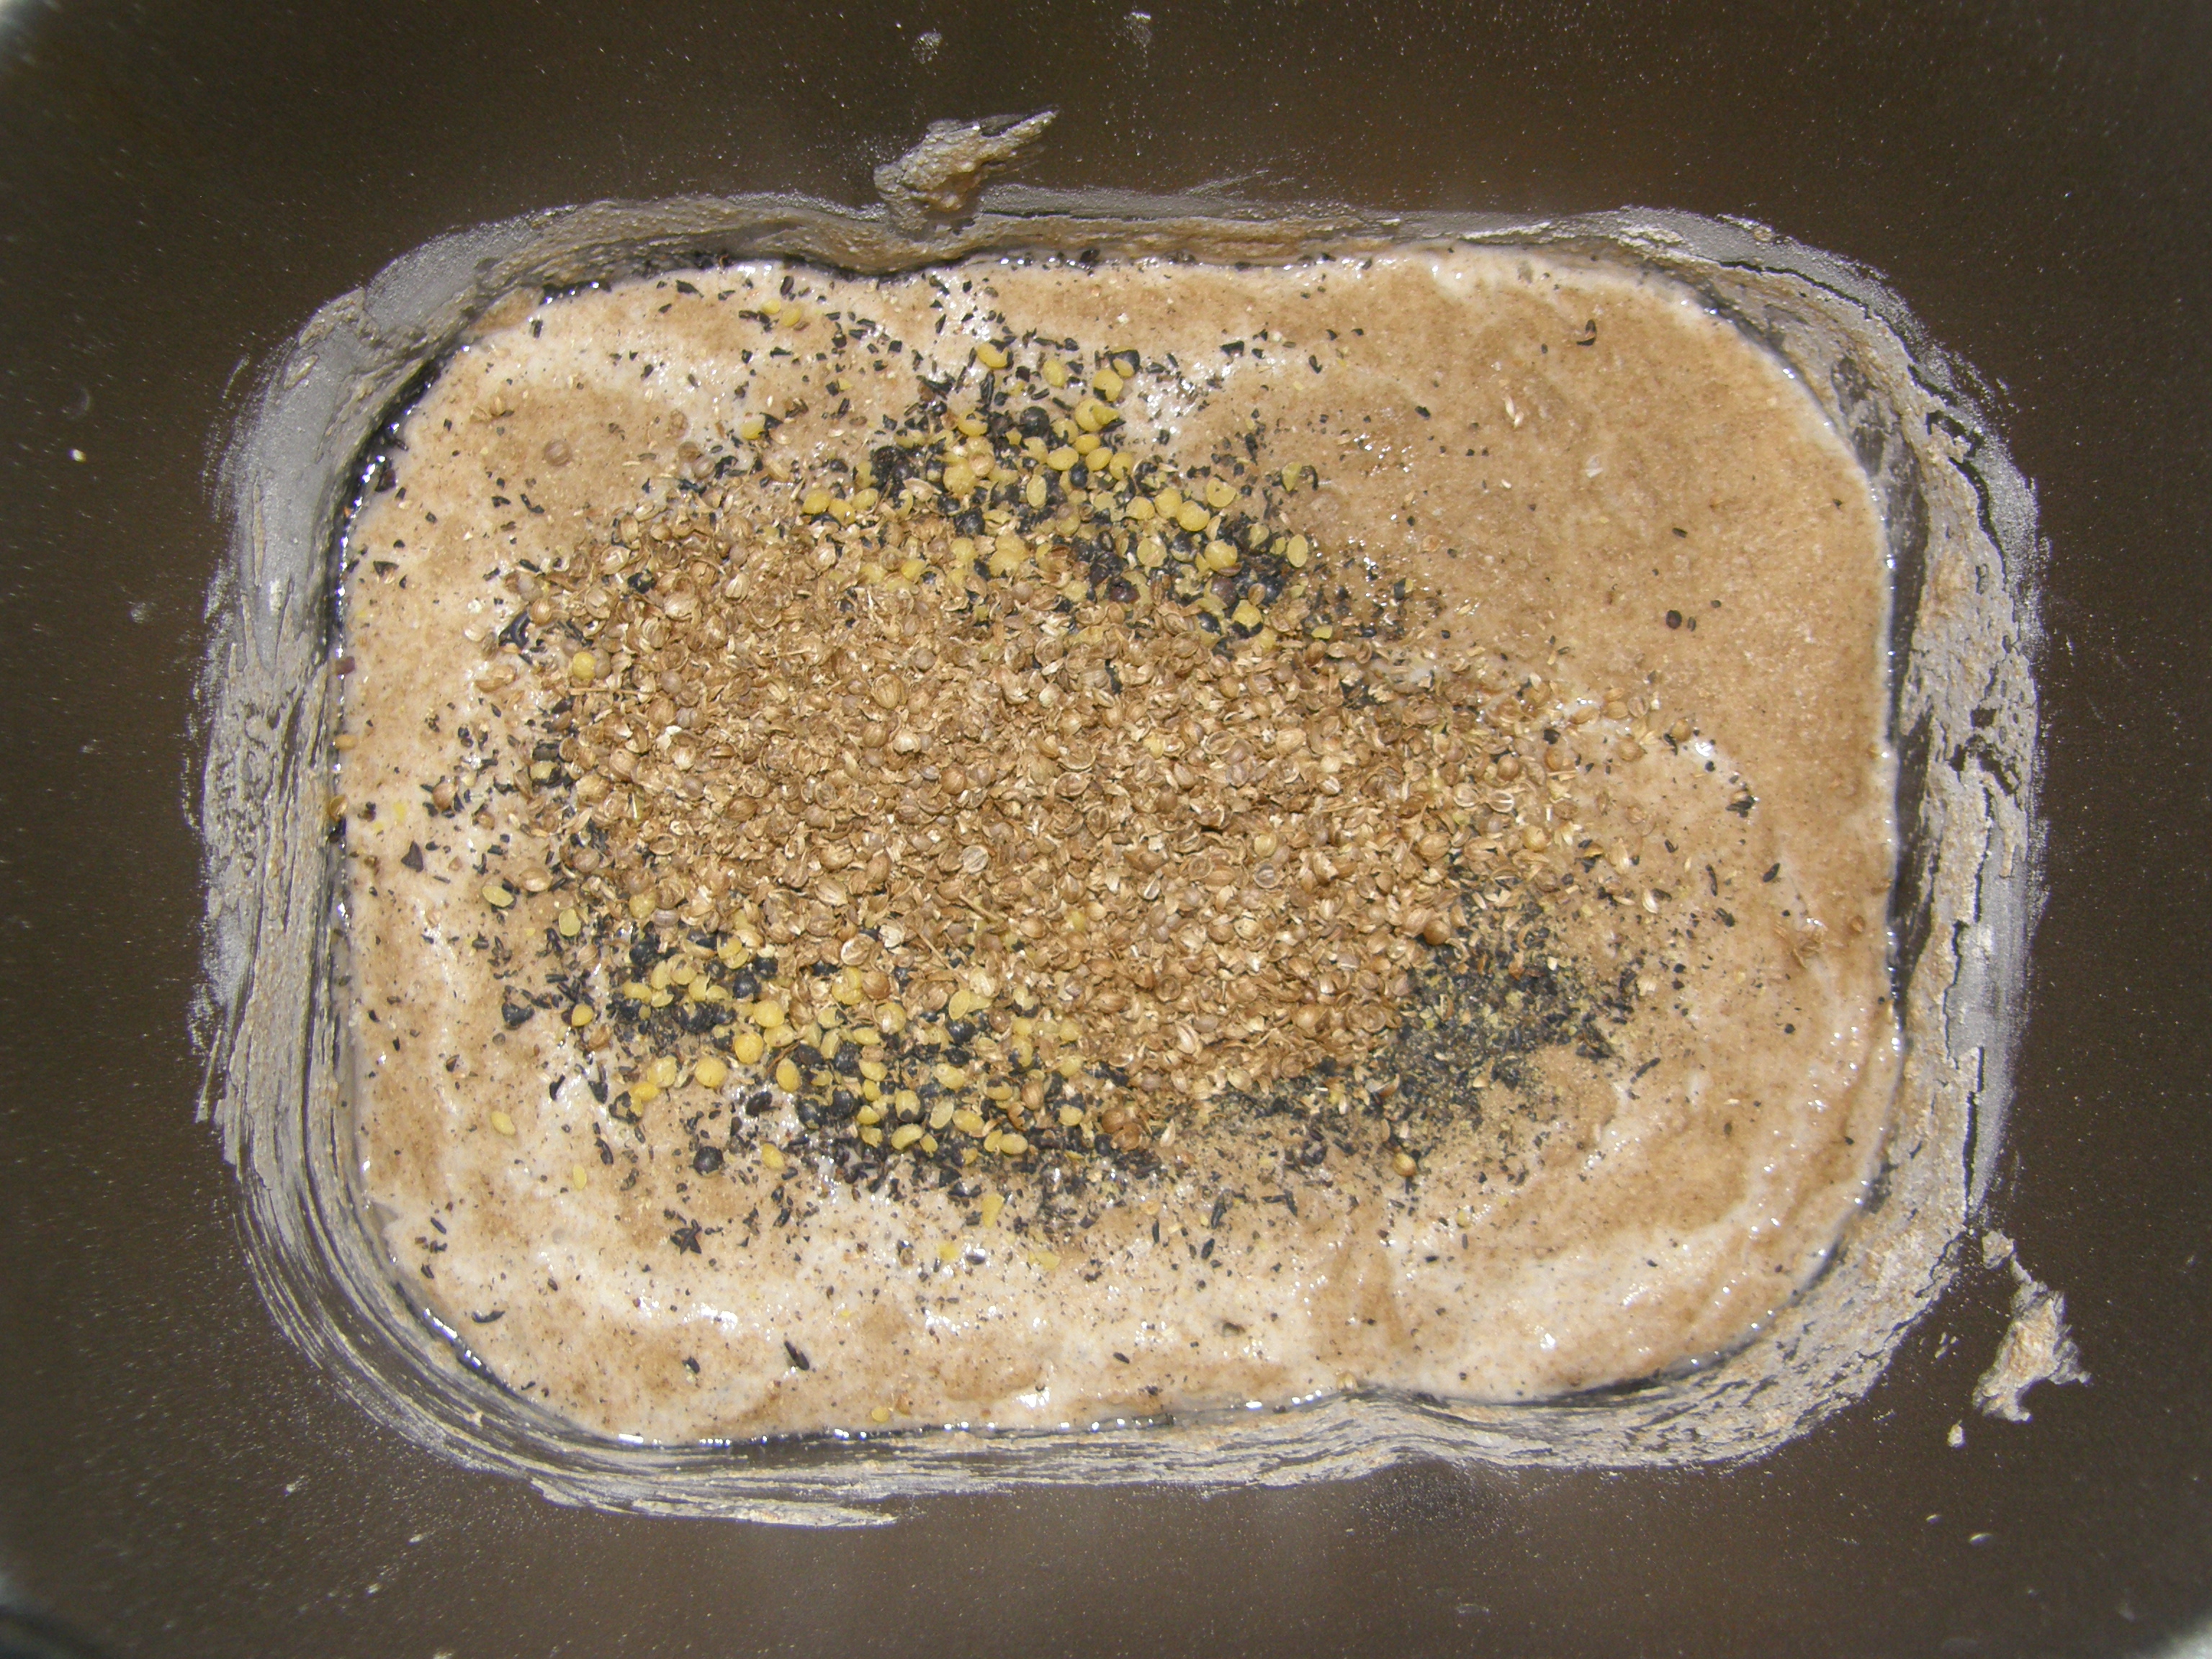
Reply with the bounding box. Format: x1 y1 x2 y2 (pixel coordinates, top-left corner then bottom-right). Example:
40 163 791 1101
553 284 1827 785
334 248 1897 1442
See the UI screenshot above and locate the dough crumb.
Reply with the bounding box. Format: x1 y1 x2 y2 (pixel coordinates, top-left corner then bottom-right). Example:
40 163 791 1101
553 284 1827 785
1973 1229 2090 1423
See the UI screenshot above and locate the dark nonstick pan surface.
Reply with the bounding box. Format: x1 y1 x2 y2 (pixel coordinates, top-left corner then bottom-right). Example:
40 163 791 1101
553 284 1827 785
1 4 2206 1655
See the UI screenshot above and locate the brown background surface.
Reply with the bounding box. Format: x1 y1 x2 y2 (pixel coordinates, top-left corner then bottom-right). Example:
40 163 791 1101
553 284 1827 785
0 2 2206 1655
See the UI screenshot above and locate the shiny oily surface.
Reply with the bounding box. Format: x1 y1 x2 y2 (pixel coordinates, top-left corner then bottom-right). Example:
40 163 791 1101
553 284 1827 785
339 248 1896 1440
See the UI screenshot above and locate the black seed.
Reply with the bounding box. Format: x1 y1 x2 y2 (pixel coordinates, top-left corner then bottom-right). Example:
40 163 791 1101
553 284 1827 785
692 1145 724 1175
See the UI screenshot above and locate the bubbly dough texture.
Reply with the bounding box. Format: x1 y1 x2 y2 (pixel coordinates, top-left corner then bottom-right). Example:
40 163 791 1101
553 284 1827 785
339 249 1897 1442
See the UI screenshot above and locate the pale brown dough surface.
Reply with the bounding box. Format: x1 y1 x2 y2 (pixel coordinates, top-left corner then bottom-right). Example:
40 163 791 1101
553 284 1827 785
339 249 1895 1441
